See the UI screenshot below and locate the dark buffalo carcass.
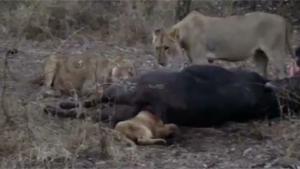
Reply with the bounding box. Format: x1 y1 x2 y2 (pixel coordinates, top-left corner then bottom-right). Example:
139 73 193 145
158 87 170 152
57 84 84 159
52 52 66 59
72 65 280 127
265 77 300 116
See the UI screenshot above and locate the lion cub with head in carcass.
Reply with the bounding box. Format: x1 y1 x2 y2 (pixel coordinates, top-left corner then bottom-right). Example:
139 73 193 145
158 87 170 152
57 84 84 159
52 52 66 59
114 110 179 145
35 52 136 97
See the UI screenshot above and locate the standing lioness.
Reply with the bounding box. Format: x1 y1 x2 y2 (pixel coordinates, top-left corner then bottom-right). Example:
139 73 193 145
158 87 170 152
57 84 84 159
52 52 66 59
152 11 294 78
115 110 178 145
39 53 136 97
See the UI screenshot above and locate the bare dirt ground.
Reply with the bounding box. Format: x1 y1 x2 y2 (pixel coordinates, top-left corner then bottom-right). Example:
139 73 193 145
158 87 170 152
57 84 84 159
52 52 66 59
1 32 300 169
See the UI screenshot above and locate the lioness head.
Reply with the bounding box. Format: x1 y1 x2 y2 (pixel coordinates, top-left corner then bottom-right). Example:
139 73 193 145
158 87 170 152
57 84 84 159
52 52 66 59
152 28 183 66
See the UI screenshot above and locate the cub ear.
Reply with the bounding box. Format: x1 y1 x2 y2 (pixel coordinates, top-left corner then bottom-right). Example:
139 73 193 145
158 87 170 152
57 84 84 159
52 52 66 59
169 28 179 41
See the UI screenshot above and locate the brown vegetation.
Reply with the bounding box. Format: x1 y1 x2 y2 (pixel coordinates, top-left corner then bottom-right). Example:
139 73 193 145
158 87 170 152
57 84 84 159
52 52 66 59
0 0 300 168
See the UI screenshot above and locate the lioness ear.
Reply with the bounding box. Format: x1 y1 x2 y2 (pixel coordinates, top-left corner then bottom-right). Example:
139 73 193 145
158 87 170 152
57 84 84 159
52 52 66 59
169 28 179 41
153 28 166 44
153 28 162 36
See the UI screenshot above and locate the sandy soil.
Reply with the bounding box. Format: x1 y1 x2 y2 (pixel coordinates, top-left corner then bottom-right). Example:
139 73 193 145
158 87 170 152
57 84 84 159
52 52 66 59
1 34 300 169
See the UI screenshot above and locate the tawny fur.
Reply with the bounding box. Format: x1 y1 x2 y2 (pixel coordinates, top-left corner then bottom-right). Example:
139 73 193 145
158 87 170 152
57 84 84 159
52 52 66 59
152 11 294 78
114 111 178 145
34 53 136 96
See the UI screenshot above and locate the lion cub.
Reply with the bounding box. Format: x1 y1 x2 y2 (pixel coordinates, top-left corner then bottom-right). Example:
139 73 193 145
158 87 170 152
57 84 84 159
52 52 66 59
36 53 136 97
114 110 178 145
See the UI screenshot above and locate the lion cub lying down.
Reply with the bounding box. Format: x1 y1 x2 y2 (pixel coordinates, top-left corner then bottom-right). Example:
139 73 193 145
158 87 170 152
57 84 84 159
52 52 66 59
115 110 179 145
35 53 136 97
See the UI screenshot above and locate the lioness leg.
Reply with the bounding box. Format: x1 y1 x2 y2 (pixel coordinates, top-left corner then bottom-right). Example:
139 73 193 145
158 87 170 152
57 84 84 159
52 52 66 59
137 137 167 145
189 45 207 64
81 80 98 97
270 51 288 79
44 55 59 87
253 49 269 78
261 49 287 79
184 48 193 64
41 55 62 97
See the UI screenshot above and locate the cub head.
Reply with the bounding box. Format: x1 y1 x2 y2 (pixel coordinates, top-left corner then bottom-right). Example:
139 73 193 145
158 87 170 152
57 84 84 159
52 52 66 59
152 28 183 66
165 123 180 137
110 57 136 82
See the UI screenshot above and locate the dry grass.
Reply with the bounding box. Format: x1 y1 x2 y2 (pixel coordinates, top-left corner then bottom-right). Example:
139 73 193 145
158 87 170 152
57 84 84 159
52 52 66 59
1 1 297 44
0 1 176 45
0 99 139 168
0 1 300 168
